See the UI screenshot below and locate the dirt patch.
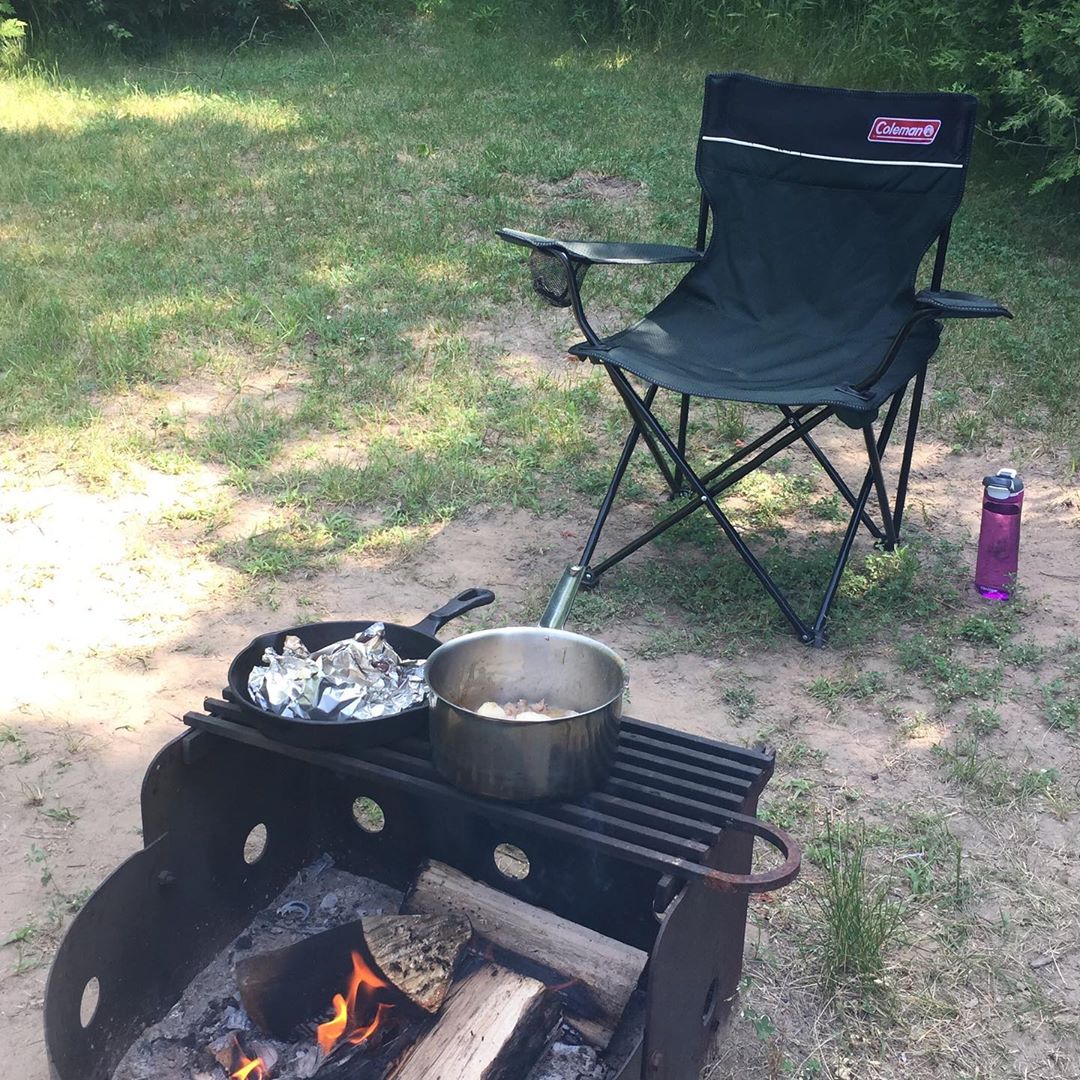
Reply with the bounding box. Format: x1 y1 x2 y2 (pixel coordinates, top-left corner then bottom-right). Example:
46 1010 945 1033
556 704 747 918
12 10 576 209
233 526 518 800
532 170 646 204
2 425 1079 1079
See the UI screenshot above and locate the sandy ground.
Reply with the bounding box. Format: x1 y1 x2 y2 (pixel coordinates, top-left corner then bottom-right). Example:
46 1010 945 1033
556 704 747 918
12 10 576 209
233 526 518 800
1 354 1078 1078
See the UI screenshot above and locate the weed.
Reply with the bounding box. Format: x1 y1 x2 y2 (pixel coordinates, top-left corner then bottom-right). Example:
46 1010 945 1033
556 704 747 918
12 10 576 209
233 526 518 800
198 401 290 473
1004 639 1046 668
896 634 1003 703
722 683 757 722
42 806 78 825
808 670 886 711
811 818 904 999
20 781 43 807
3 922 36 947
964 706 1002 736
26 844 52 887
954 611 1017 648
1041 679 1080 731
934 737 1058 806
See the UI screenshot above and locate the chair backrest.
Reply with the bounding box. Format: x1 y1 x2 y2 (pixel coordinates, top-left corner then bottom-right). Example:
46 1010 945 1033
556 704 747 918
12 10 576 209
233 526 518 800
694 73 975 341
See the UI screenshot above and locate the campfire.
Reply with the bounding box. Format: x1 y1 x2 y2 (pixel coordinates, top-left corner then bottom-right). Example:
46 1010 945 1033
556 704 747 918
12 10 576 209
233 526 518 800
314 952 393 1057
47 700 799 1080
111 865 622 1080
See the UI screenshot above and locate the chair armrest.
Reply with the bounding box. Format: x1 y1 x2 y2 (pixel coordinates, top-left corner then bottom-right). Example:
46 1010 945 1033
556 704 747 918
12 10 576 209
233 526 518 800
498 228 702 266
915 289 1012 320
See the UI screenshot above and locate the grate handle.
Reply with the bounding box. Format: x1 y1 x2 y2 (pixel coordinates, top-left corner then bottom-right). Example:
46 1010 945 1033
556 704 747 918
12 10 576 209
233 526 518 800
699 812 801 894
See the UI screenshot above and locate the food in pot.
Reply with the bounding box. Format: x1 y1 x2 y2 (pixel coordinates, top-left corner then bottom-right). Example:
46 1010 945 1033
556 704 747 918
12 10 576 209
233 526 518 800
476 699 572 721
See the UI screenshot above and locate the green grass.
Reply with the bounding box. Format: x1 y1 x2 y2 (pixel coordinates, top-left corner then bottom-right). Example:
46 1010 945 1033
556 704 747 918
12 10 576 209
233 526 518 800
933 736 1060 805
811 818 905 1002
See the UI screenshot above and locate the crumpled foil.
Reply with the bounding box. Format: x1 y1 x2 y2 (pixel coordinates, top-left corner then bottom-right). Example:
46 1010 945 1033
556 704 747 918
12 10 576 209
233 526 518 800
248 623 426 722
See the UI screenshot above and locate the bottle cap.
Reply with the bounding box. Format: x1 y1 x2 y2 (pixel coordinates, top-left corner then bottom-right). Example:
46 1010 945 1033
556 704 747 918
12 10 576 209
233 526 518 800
983 469 1024 500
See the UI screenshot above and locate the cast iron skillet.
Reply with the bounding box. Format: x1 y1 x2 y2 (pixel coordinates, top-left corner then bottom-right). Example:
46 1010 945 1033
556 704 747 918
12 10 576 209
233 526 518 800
225 588 495 751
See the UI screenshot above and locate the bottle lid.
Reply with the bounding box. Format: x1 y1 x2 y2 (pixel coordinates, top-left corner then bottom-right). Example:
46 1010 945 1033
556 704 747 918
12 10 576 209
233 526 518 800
983 468 1024 500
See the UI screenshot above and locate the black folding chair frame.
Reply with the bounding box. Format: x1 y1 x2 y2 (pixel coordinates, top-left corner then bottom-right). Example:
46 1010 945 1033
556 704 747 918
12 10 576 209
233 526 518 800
572 363 915 646
499 75 1010 646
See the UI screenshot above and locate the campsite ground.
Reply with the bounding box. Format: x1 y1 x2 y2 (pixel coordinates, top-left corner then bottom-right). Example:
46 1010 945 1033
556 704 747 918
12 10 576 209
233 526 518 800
1 14 1078 1079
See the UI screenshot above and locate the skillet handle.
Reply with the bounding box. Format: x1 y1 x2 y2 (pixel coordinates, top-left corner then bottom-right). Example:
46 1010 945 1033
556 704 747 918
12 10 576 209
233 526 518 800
700 813 801 894
411 588 496 637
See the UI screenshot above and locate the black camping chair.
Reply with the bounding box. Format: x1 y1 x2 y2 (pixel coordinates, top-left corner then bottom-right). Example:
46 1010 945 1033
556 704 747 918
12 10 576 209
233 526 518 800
499 73 1011 645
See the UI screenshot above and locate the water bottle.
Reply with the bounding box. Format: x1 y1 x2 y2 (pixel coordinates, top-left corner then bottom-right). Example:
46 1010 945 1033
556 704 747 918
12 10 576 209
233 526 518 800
975 469 1024 600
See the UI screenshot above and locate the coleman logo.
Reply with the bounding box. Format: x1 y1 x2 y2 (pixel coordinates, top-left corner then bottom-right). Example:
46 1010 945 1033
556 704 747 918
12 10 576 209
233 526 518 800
868 117 941 144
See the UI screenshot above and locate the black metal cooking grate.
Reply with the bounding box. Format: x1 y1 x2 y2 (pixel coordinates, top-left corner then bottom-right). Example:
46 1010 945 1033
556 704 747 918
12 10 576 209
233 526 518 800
184 696 778 891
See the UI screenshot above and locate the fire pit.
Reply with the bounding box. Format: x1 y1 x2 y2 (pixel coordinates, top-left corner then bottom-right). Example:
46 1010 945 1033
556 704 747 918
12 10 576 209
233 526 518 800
43 692 800 1080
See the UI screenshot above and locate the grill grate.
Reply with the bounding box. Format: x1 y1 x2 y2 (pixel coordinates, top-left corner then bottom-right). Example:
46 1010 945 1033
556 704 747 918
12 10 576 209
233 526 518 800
185 699 777 891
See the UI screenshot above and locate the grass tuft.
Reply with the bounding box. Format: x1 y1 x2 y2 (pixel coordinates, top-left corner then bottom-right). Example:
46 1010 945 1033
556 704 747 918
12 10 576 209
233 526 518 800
811 818 904 1002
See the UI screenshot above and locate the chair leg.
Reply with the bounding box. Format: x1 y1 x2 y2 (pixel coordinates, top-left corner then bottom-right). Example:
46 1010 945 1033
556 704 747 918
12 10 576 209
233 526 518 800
671 394 691 499
575 385 660 580
606 367 814 642
584 367 917 646
588 402 832 583
864 425 897 549
892 367 926 542
812 391 905 644
779 406 884 541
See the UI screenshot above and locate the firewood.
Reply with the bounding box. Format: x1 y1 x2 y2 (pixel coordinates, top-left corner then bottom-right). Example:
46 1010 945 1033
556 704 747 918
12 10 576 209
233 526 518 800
235 914 471 1038
361 913 471 1013
388 964 558 1080
403 861 646 1042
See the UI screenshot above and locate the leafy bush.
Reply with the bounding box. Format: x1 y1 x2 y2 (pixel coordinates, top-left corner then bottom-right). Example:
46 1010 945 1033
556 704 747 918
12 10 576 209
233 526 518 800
9 0 318 45
0 0 27 68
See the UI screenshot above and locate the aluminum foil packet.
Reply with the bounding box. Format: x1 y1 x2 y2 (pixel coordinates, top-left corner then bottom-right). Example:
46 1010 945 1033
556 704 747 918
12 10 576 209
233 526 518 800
248 623 426 722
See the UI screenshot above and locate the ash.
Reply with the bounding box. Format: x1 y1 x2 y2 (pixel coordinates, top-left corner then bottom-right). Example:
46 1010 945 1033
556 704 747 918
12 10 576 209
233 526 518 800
112 856 402 1080
528 1026 607 1080
111 855 610 1080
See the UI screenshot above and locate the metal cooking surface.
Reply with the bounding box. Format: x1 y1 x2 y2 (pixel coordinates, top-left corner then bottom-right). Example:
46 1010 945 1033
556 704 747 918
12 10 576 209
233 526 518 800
184 696 775 890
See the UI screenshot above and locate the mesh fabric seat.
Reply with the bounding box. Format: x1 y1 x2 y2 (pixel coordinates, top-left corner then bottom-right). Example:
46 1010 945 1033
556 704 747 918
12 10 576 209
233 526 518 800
500 73 1011 644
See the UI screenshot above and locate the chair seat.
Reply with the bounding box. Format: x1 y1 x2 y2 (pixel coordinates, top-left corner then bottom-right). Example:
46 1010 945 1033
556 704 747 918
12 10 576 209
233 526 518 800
570 287 940 422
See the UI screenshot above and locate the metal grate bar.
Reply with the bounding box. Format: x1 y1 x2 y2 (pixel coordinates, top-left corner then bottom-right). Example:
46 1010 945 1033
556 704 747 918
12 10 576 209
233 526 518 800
583 792 720 843
619 719 771 769
618 747 752 794
605 777 743 826
610 762 749 808
184 711 753 890
545 803 710 861
618 731 762 783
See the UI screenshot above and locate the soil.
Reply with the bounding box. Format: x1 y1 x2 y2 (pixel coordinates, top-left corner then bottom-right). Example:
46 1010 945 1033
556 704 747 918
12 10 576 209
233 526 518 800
1 351 1078 1078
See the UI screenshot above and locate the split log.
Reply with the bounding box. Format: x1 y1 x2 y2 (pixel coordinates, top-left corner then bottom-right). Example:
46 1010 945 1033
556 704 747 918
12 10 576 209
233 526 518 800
388 964 558 1080
403 861 647 1043
236 914 471 1038
362 914 472 1013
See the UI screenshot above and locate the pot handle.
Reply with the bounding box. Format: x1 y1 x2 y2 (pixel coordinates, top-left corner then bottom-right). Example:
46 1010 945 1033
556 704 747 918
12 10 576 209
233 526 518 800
699 813 802 894
411 588 495 637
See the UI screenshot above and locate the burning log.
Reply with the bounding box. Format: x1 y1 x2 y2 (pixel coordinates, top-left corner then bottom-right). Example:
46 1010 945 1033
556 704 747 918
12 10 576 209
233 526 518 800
403 860 647 1045
235 914 471 1040
387 964 559 1080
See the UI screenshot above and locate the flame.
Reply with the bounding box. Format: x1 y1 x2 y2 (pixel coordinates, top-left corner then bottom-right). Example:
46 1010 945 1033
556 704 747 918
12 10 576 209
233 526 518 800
315 951 393 1057
230 1056 265 1080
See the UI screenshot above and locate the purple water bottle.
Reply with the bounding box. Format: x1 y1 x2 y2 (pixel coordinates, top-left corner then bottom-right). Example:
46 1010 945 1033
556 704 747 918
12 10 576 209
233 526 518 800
975 469 1024 600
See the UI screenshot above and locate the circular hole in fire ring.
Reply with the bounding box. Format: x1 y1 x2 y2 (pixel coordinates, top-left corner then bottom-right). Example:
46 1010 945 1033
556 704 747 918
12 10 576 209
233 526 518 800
243 823 268 865
493 843 530 880
352 797 386 834
701 977 719 1026
80 976 100 1029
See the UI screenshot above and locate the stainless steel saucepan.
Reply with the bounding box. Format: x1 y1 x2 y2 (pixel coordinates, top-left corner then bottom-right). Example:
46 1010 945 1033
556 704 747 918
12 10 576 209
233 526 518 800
425 566 625 801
